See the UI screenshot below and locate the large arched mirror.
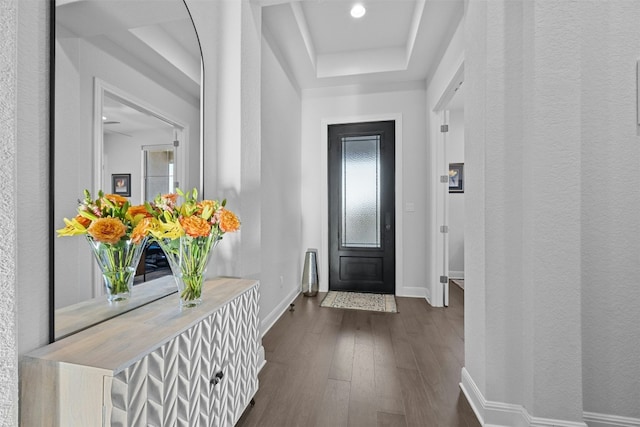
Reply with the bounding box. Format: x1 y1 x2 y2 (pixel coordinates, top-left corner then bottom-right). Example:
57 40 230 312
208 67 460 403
51 0 203 341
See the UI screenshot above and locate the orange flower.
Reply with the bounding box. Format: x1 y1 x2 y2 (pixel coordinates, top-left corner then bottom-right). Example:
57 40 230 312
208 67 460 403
87 217 126 244
219 209 240 233
131 217 152 244
180 215 211 238
162 193 178 205
75 214 91 229
104 194 128 206
128 204 151 218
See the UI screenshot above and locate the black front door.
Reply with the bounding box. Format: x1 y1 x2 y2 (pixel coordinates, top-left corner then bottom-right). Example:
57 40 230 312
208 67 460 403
328 120 395 294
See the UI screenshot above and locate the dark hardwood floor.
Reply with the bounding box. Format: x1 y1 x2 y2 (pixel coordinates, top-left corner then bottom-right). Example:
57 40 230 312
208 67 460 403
237 284 480 427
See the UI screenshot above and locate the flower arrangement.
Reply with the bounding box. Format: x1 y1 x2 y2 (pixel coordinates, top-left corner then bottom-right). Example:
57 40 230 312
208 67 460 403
144 188 240 307
57 190 150 302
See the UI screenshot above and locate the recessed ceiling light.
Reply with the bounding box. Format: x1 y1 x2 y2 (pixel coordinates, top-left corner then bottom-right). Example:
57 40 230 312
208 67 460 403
350 4 366 18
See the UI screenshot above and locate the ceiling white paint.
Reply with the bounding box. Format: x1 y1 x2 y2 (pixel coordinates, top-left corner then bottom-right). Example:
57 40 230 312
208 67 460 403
56 0 200 135
58 0 464 130
261 0 465 92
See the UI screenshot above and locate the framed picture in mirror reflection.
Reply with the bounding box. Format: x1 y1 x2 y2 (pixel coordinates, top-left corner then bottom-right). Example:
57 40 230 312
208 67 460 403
449 163 464 193
112 173 131 197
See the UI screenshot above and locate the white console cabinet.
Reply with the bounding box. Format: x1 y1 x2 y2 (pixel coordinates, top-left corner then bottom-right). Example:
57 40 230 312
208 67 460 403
21 278 261 427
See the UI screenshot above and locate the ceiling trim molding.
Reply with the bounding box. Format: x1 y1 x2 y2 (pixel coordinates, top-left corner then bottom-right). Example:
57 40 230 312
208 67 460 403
262 23 302 95
253 0 290 6
290 2 316 69
405 0 426 64
130 26 200 84
317 47 407 78
302 79 426 99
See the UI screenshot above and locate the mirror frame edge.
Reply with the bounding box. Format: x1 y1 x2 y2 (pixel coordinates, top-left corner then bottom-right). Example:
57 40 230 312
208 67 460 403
48 0 55 344
182 0 206 197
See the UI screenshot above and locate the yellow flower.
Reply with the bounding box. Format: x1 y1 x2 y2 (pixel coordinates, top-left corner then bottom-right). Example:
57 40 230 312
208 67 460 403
87 217 126 244
57 216 90 237
197 200 215 220
219 209 240 233
180 215 211 238
149 217 184 240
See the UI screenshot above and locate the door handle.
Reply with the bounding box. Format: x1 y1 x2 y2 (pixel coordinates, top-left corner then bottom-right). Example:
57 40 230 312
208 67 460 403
210 370 224 386
385 213 391 231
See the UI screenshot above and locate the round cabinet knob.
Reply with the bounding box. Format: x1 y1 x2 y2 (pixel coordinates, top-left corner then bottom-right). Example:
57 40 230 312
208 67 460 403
210 371 224 386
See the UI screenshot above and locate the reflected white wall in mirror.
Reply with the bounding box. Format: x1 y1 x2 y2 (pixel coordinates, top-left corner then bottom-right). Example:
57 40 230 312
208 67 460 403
53 0 202 340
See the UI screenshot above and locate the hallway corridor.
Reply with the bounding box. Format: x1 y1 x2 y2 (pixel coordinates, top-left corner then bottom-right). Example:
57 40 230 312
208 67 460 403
237 285 479 426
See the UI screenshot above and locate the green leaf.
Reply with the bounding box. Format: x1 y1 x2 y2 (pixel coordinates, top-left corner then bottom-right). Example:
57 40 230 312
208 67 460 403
78 210 98 221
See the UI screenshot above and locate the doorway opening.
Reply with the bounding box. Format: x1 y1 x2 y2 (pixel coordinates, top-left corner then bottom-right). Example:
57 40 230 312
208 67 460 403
445 86 465 294
434 62 465 306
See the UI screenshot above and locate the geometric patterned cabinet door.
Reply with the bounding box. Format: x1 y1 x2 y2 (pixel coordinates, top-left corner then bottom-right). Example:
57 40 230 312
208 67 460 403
105 286 259 427
20 278 261 427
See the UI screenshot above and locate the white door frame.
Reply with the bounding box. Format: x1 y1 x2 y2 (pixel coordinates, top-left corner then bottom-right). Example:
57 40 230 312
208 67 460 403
431 61 464 307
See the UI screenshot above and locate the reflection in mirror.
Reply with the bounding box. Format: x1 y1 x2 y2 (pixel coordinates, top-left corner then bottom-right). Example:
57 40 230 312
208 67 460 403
142 144 177 201
97 82 185 205
53 0 202 340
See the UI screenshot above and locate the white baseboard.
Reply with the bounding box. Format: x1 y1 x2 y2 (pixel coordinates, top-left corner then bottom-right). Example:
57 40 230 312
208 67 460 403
583 412 640 427
460 368 588 427
396 286 428 298
260 285 300 338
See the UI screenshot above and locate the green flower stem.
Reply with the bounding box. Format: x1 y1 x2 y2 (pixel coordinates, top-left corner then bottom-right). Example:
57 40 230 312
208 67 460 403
156 234 219 304
87 237 146 299
179 234 217 301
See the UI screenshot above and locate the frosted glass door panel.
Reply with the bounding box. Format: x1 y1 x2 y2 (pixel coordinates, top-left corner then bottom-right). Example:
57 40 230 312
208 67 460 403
341 135 381 248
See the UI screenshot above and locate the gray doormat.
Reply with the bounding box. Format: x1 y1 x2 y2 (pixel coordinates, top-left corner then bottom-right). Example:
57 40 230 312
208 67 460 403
320 291 398 313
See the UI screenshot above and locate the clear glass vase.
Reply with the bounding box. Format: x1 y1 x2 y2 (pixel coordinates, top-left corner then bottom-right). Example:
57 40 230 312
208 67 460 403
86 236 147 302
157 234 219 308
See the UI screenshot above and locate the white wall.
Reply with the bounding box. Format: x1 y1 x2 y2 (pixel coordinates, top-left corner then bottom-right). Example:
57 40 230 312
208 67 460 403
301 85 428 298
464 0 585 422
460 0 640 425
192 0 302 337
1 0 20 423
4 1 50 425
447 108 464 279
579 1 640 420
259 36 303 335
208 0 263 282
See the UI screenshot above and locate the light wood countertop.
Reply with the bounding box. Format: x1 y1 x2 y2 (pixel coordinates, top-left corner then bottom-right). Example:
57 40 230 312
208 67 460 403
55 275 177 340
27 277 258 374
